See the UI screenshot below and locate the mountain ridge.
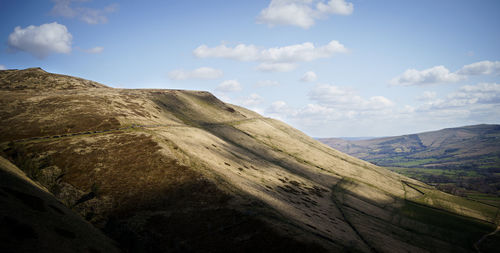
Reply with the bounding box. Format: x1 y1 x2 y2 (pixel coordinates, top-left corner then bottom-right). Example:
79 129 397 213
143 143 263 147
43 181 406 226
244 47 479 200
1 68 499 252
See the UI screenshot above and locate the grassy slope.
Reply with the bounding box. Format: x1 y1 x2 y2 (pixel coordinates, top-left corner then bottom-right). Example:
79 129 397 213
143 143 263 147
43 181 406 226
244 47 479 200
1 68 498 252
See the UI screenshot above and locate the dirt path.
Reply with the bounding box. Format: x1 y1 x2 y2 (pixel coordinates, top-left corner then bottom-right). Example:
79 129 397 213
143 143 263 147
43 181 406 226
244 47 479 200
8 118 267 144
331 178 379 253
474 226 500 252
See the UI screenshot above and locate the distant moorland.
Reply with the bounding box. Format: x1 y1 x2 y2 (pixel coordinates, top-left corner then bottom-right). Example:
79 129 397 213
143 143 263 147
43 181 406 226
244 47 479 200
319 125 500 207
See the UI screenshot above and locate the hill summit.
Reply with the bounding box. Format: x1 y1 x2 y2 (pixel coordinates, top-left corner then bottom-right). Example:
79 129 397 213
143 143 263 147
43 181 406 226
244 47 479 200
0 67 108 90
1 68 499 252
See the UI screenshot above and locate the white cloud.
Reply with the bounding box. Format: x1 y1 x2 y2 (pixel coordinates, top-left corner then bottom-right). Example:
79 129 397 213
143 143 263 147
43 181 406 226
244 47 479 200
457 60 500 76
255 80 280 87
301 71 317 82
257 0 316 29
194 40 347 72
257 0 353 29
216 80 242 92
84 46 104 54
168 67 223 80
0 65 6 70
51 0 118 24
7 22 72 59
257 62 297 72
390 66 463 86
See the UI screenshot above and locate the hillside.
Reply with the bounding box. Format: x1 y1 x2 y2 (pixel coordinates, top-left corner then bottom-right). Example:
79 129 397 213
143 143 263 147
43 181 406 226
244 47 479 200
319 125 500 170
1 68 499 252
318 126 500 198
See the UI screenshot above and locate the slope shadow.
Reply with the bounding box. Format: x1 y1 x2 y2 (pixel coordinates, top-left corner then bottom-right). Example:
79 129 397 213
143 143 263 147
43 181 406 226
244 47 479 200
331 180 498 253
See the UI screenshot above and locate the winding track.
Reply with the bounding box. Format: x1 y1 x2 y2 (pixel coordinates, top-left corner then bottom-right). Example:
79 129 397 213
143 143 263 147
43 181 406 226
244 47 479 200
474 226 500 253
9 118 268 144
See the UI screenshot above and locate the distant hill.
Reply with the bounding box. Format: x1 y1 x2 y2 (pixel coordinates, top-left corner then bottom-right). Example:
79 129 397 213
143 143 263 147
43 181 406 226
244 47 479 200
318 125 500 199
319 125 500 171
1 68 499 252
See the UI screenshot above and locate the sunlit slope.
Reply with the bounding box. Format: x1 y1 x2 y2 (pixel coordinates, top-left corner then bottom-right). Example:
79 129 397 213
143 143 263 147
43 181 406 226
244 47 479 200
1 68 498 252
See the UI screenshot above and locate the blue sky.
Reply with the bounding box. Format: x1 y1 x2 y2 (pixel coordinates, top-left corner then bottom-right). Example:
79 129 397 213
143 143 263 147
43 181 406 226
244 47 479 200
1 0 500 137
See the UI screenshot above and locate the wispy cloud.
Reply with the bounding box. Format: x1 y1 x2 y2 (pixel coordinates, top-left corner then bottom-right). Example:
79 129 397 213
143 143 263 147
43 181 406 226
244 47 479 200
257 0 353 29
0 65 6 70
168 67 223 80
83 46 104 54
51 0 118 24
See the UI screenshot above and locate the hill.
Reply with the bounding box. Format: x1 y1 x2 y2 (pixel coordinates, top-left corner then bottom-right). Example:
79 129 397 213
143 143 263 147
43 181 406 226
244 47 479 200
319 125 500 170
318 125 500 202
1 68 499 252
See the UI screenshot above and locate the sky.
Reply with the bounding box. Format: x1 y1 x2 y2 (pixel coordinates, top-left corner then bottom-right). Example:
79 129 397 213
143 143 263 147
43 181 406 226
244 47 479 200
1 0 500 137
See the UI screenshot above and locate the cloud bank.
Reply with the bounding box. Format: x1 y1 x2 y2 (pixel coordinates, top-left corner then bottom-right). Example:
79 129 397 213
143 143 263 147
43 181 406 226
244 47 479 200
391 61 500 86
194 40 347 72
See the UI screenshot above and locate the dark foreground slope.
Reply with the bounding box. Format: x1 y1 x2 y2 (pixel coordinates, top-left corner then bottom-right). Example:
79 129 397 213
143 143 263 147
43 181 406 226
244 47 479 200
0 156 120 253
1 68 499 252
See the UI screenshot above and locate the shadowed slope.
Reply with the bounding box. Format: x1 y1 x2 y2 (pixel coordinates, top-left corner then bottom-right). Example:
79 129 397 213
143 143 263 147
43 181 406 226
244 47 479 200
0 156 120 253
